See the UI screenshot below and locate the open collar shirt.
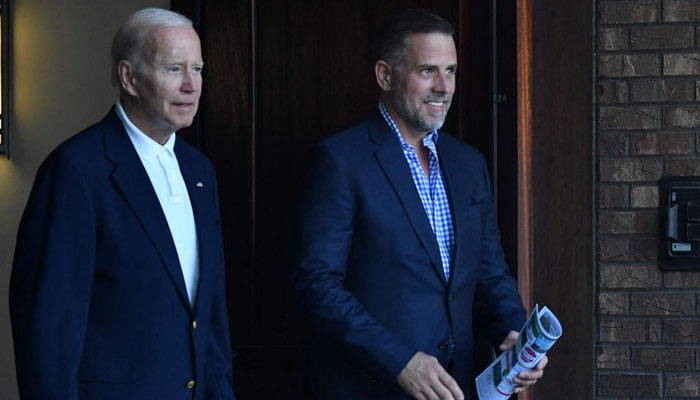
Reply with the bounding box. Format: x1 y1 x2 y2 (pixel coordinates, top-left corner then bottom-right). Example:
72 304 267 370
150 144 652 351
378 101 455 280
116 100 200 305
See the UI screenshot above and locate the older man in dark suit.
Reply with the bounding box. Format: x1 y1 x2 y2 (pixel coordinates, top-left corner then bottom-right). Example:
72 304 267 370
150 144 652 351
292 9 546 400
10 8 235 400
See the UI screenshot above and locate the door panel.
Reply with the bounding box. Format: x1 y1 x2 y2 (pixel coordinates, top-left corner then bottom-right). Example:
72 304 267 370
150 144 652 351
171 1 516 398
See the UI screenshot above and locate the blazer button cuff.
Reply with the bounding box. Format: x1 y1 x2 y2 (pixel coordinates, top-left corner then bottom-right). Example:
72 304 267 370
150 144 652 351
437 340 448 351
186 380 196 389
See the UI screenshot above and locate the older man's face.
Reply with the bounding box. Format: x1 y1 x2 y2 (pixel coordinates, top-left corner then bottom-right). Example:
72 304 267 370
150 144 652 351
131 26 203 139
387 33 457 136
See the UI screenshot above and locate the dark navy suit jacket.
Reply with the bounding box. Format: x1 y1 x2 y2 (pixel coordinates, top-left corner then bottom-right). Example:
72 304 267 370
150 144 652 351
292 112 526 399
10 108 235 400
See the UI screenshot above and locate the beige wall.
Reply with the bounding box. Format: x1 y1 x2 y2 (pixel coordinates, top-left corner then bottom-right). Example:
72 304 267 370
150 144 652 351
0 0 169 398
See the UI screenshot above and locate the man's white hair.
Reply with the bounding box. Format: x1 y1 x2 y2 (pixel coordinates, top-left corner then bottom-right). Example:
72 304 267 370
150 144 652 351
111 8 193 86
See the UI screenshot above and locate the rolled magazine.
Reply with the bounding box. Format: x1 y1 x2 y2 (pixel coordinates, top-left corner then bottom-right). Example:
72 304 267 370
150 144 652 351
475 304 562 400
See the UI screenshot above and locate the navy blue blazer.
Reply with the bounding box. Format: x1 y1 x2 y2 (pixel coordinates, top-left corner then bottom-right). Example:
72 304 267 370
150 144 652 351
10 108 235 400
292 112 526 399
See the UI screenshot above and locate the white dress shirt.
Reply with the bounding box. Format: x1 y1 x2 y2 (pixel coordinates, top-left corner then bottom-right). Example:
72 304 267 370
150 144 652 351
115 101 200 305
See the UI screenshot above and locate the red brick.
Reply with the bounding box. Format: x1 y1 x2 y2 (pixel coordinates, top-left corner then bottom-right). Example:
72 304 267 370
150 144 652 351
630 185 658 207
599 80 629 104
601 319 660 343
600 54 660 78
629 79 694 102
599 292 627 315
630 26 693 50
600 264 661 289
599 28 629 51
599 132 627 156
630 292 693 316
664 0 700 22
600 1 658 24
599 210 658 234
665 271 700 288
631 238 658 262
664 53 700 76
597 346 628 369
664 320 700 343
600 106 661 130
666 159 700 176
666 374 700 397
599 236 629 260
599 159 662 182
665 106 700 128
631 347 693 370
598 373 659 396
599 185 629 209
629 132 692 155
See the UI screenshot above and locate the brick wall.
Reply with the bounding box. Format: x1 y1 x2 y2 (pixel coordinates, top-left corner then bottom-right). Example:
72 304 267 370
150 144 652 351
597 1 700 398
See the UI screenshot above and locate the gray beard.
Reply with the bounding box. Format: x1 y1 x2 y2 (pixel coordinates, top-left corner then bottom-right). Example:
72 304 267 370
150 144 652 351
388 90 449 133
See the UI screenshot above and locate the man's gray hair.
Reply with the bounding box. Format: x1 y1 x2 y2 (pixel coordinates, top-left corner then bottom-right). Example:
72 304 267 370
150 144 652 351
111 8 193 86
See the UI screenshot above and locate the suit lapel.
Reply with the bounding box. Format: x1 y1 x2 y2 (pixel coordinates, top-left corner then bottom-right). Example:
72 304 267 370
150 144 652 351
437 136 471 284
175 144 214 316
369 114 447 285
102 108 191 307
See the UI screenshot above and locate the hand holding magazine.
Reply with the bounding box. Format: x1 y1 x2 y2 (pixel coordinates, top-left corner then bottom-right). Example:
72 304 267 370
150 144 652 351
475 304 562 400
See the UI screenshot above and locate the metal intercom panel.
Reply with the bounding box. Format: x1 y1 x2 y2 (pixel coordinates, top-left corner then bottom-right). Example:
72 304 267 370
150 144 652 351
660 177 700 271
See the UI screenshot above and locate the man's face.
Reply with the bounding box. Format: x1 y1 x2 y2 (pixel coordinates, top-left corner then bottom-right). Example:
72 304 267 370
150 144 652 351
387 33 457 136
130 26 203 139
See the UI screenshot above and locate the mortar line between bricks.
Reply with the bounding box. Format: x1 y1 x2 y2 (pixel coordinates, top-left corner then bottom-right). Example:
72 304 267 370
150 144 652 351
598 286 697 291
597 262 662 267
600 138 700 142
600 76 700 81
602 344 700 349
660 370 665 398
600 316 700 321
621 101 700 106
600 49 700 54
600 22 699 28
600 207 661 210
600 49 700 55
600 102 700 106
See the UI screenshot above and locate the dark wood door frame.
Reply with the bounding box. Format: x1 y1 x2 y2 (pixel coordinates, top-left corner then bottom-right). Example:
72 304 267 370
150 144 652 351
517 0 594 398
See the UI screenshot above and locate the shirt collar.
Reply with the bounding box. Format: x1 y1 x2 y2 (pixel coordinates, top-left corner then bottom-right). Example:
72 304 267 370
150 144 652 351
115 99 176 163
378 101 439 151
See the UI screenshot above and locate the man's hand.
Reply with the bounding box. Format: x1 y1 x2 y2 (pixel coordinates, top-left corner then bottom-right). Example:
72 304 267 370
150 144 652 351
397 351 464 400
498 330 549 393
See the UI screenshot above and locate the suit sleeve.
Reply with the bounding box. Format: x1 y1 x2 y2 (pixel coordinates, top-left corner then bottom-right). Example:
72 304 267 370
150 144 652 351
9 151 96 399
291 144 415 390
204 165 237 400
473 156 527 345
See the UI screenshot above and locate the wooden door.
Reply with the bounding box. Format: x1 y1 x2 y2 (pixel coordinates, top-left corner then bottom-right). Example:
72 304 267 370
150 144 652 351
168 1 559 399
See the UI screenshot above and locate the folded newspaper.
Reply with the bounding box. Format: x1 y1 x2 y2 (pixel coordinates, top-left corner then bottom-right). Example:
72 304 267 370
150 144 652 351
475 304 562 400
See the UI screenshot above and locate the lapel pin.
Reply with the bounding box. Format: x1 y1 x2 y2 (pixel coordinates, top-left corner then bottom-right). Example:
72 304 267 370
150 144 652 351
196 182 204 187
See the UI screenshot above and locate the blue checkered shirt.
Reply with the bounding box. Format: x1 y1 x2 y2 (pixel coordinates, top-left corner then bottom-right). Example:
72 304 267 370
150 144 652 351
378 102 455 279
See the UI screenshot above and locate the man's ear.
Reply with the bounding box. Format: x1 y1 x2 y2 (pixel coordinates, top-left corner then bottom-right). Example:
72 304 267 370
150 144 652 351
118 60 139 97
375 60 393 92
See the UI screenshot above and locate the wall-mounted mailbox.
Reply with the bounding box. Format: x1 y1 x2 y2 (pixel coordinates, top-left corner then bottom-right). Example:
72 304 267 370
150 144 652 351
660 177 700 270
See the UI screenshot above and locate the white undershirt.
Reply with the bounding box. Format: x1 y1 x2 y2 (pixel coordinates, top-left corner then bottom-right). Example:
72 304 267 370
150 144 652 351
115 100 200 305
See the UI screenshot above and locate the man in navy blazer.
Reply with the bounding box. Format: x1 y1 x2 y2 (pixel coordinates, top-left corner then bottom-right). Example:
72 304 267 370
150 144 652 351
10 8 235 400
293 10 546 399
